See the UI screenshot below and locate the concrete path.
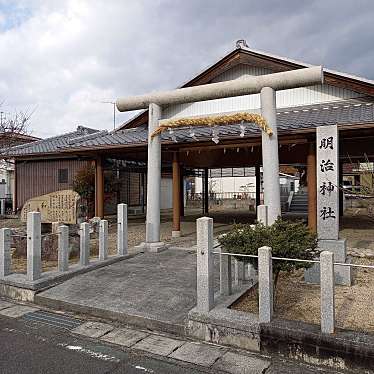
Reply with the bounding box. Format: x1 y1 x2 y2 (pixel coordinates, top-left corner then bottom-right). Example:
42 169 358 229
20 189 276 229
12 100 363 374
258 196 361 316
36 248 211 334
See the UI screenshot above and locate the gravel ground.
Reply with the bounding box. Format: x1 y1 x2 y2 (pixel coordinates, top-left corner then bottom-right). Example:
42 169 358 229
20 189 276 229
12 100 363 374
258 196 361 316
233 256 374 332
231 209 374 333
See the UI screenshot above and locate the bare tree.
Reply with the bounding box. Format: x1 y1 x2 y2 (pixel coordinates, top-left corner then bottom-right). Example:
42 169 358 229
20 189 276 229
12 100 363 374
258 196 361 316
0 104 35 153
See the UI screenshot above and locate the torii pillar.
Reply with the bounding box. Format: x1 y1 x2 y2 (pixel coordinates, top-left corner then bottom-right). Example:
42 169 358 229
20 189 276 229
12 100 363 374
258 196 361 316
116 66 323 246
260 87 281 224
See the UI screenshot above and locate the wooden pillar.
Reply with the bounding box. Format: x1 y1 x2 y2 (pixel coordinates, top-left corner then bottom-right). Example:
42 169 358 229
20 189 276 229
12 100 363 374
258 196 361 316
203 168 209 215
172 153 181 237
95 156 104 218
307 142 317 233
180 165 185 217
12 160 17 214
255 164 261 211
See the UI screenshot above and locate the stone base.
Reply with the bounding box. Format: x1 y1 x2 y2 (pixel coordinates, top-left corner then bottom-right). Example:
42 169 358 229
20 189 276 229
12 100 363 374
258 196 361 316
305 238 353 286
304 257 353 286
318 239 347 262
172 230 181 238
136 242 168 253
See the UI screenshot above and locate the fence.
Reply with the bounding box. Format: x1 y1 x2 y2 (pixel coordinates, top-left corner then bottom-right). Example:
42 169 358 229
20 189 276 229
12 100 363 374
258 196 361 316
195 214 374 335
187 192 257 201
0 203 129 282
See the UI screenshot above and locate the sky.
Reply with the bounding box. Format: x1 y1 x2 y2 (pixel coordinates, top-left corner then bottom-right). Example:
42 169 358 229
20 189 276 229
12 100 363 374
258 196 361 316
0 0 373 138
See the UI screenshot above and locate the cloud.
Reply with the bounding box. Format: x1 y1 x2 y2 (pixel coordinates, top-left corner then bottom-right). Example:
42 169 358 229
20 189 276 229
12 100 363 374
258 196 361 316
0 0 373 138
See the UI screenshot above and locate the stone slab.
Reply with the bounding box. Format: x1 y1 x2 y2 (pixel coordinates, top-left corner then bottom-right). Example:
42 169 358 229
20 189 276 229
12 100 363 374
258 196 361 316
101 328 149 347
0 300 14 310
169 341 226 367
72 321 114 338
213 351 270 374
0 305 38 318
133 334 184 356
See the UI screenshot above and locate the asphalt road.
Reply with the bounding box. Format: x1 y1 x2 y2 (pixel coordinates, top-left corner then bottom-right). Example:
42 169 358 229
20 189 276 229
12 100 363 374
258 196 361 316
0 314 342 374
0 316 210 374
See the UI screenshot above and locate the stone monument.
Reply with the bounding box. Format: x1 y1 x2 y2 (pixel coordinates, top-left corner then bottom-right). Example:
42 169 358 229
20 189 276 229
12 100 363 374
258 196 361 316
305 125 352 285
21 190 80 225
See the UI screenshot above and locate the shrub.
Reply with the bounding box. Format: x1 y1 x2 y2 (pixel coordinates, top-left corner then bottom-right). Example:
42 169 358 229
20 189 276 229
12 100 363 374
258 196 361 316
218 219 318 292
73 165 95 199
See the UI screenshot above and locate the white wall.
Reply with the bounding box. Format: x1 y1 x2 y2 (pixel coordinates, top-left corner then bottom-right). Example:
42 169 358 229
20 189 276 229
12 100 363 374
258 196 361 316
195 176 257 194
162 64 361 120
161 177 173 209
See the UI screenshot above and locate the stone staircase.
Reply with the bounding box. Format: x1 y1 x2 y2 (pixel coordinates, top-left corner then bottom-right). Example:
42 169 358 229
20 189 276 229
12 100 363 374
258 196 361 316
289 191 308 213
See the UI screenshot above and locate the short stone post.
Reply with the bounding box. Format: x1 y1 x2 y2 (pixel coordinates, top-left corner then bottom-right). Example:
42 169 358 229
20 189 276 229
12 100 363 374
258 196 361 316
117 204 128 256
27 211 42 281
0 228 11 277
58 225 69 272
258 246 273 323
257 205 268 226
99 219 109 260
320 251 335 334
80 222 90 266
219 248 232 296
196 217 214 312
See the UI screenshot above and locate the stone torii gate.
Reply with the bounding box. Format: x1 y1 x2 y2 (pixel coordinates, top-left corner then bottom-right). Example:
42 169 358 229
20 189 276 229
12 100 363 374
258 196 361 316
117 66 324 251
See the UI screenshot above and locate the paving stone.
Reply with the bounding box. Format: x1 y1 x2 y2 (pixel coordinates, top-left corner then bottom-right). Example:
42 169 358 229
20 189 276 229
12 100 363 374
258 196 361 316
71 321 114 338
0 305 38 318
101 328 149 347
169 341 226 367
133 334 184 356
213 351 271 374
0 300 14 310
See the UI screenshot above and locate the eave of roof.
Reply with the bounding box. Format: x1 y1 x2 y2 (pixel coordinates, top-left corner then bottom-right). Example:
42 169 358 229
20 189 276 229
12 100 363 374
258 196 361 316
18 99 370 157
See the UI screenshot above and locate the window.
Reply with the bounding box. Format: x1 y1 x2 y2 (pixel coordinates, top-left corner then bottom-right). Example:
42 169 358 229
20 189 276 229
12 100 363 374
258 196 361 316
58 169 69 184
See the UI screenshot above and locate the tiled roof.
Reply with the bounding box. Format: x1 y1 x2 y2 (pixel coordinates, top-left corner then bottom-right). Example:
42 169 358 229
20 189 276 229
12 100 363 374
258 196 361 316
5 100 374 156
3 126 99 156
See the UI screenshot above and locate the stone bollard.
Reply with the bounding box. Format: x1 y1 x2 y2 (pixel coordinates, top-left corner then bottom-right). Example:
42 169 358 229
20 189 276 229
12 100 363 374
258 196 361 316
79 222 90 266
58 225 69 272
27 212 42 281
257 205 268 226
117 204 128 256
196 217 214 312
258 246 273 323
0 228 11 277
320 251 335 334
99 219 109 260
219 247 232 296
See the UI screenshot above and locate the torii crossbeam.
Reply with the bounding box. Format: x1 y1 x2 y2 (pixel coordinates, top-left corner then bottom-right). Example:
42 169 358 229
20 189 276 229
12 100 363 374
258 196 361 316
116 67 324 251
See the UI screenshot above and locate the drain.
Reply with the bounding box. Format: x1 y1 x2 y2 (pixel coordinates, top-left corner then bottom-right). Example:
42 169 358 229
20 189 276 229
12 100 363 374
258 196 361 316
22 310 82 330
